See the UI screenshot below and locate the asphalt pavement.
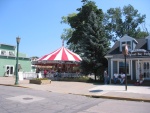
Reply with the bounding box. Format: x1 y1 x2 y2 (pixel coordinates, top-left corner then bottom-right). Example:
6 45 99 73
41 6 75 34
0 76 150 102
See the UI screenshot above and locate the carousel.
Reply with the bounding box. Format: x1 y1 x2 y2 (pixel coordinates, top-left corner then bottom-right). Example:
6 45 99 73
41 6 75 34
32 45 82 78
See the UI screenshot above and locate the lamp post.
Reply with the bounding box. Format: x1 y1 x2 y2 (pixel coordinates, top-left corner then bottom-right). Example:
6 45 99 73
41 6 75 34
122 44 128 91
15 36 21 85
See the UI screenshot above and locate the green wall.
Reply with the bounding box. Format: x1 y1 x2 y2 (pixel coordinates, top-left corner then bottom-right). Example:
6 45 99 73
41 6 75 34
0 44 32 77
0 56 31 77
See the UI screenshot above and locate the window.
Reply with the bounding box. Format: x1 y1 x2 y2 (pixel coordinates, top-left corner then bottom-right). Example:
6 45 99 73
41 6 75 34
120 41 132 51
119 61 129 74
9 51 15 56
1 51 6 55
147 63 149 69
144 62 146 69
127 41 131 50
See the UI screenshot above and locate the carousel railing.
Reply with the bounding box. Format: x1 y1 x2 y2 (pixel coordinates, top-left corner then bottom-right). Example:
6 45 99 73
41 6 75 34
52 72 81 78
22 71 81 80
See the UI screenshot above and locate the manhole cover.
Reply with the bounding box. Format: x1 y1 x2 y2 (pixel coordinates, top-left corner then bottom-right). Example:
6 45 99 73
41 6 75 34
6 95 45 103
23 97 33 100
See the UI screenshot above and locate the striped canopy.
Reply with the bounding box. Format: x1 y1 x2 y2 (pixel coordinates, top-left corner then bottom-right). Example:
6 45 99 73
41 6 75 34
38 46 82 63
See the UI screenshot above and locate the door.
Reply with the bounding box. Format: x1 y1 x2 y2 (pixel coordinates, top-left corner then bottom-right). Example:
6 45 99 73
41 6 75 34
143 62 150 80
136 61 142 80
5 65 14 76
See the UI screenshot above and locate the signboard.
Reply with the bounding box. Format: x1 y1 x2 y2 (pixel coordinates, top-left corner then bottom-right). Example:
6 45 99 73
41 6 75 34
130 49 150 56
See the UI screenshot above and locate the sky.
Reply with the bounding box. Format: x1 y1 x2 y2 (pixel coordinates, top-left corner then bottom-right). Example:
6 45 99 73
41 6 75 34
0 0 150 58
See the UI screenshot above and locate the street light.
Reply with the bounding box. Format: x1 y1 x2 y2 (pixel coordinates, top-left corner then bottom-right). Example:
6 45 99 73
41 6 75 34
122 44 128 91
15 36 21 85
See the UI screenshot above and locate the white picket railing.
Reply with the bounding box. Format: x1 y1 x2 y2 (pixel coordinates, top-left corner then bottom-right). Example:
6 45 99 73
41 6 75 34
22 72 37 80
19 72 81 80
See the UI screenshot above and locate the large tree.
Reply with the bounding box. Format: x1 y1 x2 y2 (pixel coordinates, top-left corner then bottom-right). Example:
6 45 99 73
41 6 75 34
104 4 149 42
67 0 103 45
79 11 110 80
64 1 110 80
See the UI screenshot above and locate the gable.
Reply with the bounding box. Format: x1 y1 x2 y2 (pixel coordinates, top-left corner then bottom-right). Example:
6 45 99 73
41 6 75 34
107 35 147 56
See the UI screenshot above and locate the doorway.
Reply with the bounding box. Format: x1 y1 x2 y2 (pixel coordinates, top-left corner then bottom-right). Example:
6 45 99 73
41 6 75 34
5 65 14 76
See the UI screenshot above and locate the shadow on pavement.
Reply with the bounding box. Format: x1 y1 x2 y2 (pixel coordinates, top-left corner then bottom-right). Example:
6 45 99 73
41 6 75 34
89 89 103 92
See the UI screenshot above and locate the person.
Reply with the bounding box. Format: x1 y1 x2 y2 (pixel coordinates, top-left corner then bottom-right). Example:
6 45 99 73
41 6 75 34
135 73 144 85
104 70 109 84
113 72 119 84
44 69 47 78
119 72 125 84
36 68 40 78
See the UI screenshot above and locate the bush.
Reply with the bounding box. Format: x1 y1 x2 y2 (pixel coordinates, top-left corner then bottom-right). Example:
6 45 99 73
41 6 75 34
33 78 49 80
58 76 90 82
30 78 51 84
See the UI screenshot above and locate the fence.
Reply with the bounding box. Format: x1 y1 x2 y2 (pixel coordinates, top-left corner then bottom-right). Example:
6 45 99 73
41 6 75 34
22 72 37 80
20 72 81 80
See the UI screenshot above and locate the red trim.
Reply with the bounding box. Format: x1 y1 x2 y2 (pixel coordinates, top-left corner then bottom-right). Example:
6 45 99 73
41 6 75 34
61 47 68 60
38 46 81 61
65 48 81 61
48 48 62 60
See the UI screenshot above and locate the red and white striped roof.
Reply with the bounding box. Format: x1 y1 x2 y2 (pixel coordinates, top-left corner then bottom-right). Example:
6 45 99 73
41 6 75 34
38 46 82 62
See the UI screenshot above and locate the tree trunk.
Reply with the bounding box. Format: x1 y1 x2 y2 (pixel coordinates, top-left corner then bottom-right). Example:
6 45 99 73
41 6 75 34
94 74 96 81
94 70 97 81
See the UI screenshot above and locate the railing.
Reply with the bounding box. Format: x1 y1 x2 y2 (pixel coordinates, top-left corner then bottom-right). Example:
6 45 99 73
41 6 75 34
21 72 81 80
23 72 37 79
52 73 81 78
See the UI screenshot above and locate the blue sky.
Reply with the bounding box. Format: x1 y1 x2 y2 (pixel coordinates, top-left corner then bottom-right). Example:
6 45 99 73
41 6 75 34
0 0 150 57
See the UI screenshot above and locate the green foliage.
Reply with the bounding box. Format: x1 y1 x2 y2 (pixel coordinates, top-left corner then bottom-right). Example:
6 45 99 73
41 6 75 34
67 1 103 45
33 78 49 80
105 4 149 41
59 76 90 82
60 13 77 51
79 10 109 79
60 1 109 80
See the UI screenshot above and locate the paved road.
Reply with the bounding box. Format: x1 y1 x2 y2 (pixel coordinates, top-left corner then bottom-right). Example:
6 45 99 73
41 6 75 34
0 86 150 113
0 77 150 102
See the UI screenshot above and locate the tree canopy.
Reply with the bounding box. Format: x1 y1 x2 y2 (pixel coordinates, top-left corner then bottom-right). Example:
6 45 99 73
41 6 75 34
104 4 149 42
61 0 110 80
79 11 110 79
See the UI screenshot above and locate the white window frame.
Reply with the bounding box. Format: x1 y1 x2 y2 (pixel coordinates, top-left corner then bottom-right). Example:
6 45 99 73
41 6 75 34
120 41 132 52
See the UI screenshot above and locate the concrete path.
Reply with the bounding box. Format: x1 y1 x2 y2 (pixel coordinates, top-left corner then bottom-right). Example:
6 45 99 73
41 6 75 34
0 77 150 102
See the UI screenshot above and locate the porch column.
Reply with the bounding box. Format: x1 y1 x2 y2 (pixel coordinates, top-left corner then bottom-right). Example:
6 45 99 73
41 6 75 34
110 60 113 84
137 59 140 80
130 60 133 80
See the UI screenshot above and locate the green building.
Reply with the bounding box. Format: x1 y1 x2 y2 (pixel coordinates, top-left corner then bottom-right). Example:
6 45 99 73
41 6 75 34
0 43 32 77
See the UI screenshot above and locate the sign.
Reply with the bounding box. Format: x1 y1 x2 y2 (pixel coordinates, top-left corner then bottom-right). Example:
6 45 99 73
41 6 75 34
130 49 150 56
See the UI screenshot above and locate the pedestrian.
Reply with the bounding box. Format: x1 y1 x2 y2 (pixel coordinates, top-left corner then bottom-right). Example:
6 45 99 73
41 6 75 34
36 68 40 78
104 70 109 84
119 72 125 84
113 72 119 84
44 69 47 78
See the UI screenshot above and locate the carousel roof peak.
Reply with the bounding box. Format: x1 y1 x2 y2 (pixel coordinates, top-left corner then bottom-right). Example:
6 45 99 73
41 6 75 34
37 46 82 63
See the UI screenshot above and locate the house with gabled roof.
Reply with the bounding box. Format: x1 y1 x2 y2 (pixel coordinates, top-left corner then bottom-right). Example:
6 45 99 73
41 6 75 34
105 34 150 82
0 43 33 77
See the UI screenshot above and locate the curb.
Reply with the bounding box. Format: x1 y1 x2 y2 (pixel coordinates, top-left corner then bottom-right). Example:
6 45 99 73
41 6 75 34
68 93 150 103
91 95 150 102
0 84 150 103
0 84 30 89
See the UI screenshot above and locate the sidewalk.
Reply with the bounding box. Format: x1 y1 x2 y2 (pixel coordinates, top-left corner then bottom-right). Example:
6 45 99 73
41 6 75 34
0 77 150 102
